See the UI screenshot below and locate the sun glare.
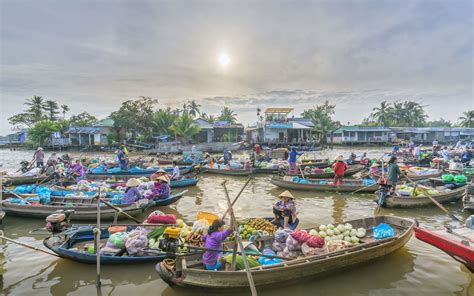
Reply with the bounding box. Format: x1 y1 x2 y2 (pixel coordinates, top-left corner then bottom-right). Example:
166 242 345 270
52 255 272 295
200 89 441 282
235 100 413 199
219 53 230 66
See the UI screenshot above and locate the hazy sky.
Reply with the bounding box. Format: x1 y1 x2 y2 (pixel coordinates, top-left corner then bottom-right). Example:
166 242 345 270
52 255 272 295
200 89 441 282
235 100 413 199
1 0 473 134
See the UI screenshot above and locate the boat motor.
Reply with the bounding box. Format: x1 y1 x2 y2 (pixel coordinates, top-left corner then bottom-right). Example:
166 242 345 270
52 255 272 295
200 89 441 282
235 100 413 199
45 210 74 234
159 227 181 253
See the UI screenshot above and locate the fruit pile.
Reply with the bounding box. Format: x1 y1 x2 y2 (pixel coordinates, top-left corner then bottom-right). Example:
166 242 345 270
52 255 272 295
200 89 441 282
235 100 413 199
246 218 277 234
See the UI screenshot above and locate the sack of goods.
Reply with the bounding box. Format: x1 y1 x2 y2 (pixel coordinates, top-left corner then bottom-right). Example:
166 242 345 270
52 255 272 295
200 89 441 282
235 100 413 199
449 162 464 172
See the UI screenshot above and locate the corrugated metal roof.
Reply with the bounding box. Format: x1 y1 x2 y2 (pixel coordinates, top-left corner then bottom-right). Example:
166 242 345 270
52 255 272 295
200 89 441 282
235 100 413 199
333 126 391 133
265 108 293 114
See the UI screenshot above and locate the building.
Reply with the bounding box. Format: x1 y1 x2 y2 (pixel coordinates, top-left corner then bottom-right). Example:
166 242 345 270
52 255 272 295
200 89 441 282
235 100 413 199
331 126 391 144
66 118 115 146
245 108 313 144
193 119 244 143
390 127 474 143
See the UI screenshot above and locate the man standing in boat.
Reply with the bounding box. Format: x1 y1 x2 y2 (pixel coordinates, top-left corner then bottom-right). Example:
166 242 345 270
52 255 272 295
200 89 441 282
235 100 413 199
171 161 180 180
223 148 229 165
387 156 402 195
333 155 348 185
116 149 128 171
33 147 45 168
288 147 302 174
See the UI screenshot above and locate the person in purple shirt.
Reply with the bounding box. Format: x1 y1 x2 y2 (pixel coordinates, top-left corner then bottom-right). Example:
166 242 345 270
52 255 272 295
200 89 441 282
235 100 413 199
122 178 142 204
69 160 84 179
202 218 234 270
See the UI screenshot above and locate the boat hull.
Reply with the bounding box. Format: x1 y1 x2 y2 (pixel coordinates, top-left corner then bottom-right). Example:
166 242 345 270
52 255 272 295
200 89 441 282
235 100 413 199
270 176 379 192
287 165 365 179
3 175 50 186
382 186 466 208
201 168 255 176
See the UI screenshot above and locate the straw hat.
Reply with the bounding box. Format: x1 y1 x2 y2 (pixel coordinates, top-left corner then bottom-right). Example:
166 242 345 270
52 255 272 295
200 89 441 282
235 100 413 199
371 163 379 168
155 169 167 174
126 178 141 187
37 147 43 151
279 190 295 199
156 175 169 183
335 155 344 161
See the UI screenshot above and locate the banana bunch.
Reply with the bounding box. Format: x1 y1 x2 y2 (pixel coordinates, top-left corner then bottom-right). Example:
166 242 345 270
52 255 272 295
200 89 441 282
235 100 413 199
247 218 276 234
185 232 204 247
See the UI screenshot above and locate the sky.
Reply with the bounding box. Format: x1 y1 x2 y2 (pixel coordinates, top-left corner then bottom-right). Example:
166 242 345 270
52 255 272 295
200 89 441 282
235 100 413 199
1 0 473 135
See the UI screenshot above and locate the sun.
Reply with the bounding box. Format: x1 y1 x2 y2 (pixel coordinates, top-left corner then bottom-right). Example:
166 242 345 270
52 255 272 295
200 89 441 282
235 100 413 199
219 53 230 66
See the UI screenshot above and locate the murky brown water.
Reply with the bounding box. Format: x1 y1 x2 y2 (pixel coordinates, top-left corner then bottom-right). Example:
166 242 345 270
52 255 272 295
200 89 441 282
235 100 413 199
1 148 473 295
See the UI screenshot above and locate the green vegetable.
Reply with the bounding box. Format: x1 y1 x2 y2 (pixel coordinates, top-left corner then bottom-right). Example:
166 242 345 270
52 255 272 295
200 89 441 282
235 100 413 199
226 254 260 270
147 227 165 239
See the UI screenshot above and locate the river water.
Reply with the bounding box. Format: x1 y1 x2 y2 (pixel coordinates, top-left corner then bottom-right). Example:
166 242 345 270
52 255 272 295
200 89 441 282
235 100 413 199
1 148 473 296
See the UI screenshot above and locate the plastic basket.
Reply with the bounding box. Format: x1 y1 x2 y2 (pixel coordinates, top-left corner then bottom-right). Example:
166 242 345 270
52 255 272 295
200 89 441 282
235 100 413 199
197 211 219 224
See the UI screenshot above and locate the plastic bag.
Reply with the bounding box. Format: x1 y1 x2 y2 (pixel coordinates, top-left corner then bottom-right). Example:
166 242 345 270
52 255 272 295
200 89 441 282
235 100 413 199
453 174 467 184
306 235 325 248
442 174 455 182
272 241 286 252
274 228 292 243
106 232 127 249
192 219 210 234
125 228 149 255
286 234 302 251
326 240 352 252
145 213 176 224
373 223 395 240
301 243 328 256
290 229 312 243
258 248 282 265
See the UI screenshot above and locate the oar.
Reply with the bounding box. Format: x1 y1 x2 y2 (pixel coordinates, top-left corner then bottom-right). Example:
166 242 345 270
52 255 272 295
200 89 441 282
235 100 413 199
403 175 463 222
221 177 252 220
94 195 141 224
350 183 378 195
0 230 60 257
222 181 258 296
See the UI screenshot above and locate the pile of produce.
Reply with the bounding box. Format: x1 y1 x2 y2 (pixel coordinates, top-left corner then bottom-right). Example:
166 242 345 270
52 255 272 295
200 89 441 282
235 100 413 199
312 223 366 244
396 184 440 197
246 218 277 234
183 219 209 246
405 167 439 176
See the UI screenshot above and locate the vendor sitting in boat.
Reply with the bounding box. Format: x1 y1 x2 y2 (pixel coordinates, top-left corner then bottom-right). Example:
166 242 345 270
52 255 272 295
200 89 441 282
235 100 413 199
69 159 84 180
122 178 142 204
152 176 170 200
150 169 170 183
272 190 299 230
202 218 234 270
368 163 381 178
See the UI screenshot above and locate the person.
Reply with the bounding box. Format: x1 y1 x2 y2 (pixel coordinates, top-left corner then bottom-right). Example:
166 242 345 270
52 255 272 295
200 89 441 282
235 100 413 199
387 156 402 195
171 161 180 180
461 148 472 164
368 163 381 178
255 144 261 155
392 143 400 155
228 150 233 161
455 140 463 149
265 151 271 162
202 219 234 270
122 178 142 204
413 144 421 158
204 152 211 165
359 152 369 165
288 147 303 174
416 144 424 164
272 190 299 229
120 144 129 156
153 176 170 199
69 159 84 179
440 146 450 162
408 141 415 155
432 139 439 149
116 149 128 171
333 155 348 185
33 147 45 168
347 152 357 165
223 148 229 165
150 168 170 183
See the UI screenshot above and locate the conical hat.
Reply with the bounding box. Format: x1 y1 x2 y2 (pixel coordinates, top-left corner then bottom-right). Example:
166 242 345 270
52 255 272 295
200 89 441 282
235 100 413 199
279 190 294 199
126 178 140 187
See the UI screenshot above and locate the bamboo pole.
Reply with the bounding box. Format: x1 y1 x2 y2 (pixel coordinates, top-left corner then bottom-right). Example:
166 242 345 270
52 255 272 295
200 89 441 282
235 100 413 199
95 187 102 288
221 177 252 220
0 231 60 257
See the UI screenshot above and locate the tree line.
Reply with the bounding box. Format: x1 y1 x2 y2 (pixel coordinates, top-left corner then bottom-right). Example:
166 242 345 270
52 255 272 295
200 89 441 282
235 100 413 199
8 96 474 146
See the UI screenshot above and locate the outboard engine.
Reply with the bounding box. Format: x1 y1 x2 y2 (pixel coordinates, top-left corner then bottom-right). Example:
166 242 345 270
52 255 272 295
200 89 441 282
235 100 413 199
466 215 474 230
45 210 74 234
19 160 29 173
158 227 181 253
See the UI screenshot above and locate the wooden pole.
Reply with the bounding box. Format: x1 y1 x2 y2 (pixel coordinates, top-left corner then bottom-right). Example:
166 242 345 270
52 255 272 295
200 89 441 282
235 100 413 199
95 188 102 288
0 231 60 257
95 196 141 224
221 177 252 220
222 181 258 296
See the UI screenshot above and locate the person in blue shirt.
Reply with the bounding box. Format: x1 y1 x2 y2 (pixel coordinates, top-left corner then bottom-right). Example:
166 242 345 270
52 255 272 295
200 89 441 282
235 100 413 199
116 149 128 171
223 148 229 165
461 148 472 164
288 147 303 174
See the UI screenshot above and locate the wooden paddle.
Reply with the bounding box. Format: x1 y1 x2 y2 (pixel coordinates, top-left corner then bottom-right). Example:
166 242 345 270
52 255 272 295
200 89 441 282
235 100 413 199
94 195 142 224
0 230 60 257
3 188 32 205
221 177 252 220
403 174 463 223
222 181 258 296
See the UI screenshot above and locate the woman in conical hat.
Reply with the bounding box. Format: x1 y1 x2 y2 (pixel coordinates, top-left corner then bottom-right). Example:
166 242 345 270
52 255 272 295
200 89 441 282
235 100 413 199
122 178 142 204
272 190 299 230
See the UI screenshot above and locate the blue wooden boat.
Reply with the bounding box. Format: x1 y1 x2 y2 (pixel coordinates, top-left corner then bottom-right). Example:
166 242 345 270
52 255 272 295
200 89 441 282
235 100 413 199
86 165 194 178
43 226 170 264
170 177 198 188
152 191 186 206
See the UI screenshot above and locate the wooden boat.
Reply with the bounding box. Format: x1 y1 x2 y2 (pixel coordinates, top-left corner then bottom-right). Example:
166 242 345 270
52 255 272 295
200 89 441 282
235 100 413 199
156 215 414 289
270 176 379 193
91 176 199 189
414 225 474 272
2 175 50 186
201 167 256 176
287 165 365 179
0 198 149 220
86 165 194 179
0 210 5 223
156 158 195 166
462 185 474 212
43 226 171 264
254 167 279 174
400 171 442 181
381 185 466 208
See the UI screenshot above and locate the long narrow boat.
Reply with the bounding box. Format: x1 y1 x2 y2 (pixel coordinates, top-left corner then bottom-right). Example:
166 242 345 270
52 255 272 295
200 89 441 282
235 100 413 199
43 225 171 264
156 215 414 289
2 175 50 186
0 192 185 220
414 224 474 272
462 185 474 212
400 171 442 181
86 165 194 179
381 185 466 208
254 167 280 174
0 210 5 223
270 176 379 192
108 176 199 188
287 165 365 179
201 168 255 176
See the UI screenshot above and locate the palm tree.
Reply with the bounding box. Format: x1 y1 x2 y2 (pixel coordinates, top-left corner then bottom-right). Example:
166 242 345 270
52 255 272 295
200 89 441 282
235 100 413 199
187 100 201 118
402 101 427 126
170 111 201 143
458 110 474 128
201 113 217 123
24 96 47 122
370 101 392 126
45 100 60 121
218 106 237 124
60 104 70 118
152 108 177 135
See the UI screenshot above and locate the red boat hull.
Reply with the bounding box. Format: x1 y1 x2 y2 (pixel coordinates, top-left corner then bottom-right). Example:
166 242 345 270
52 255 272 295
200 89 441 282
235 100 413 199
414 226 474 272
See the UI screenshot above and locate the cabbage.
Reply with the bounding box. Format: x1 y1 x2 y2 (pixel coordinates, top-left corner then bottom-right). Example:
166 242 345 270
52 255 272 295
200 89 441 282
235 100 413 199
176 219 185 228
350 229 357 237
335 235 344 241
343 230 350 237
319 231 327 237
337 224 346 232
351 236 359 243
343 236 351 242
334 229 341 235
344 223 353 231
357 227 366 234
309 229 319 236
324 236 331 241
356 231 365 238
319 225 327 231
327 224 335 230
326 229 334 236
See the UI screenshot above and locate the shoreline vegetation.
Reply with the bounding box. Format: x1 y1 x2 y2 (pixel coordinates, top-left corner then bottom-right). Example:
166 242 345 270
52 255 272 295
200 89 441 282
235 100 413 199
4 96 474 148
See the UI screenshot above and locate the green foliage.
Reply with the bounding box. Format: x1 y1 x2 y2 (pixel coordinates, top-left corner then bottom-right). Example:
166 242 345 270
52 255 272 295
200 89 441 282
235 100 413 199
458 110 474 128
25 96 48 122
8 113 36 127
201 113 217 123
69 112 98 127
366 100 428 127
302 101 341 143
187 100 201 118
28 120 60 145
45 100 60 121
60 104 70 118
110 96 158 139
218 107 237 124
170 111 201 143
152 108 178 135
426 118 452 127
